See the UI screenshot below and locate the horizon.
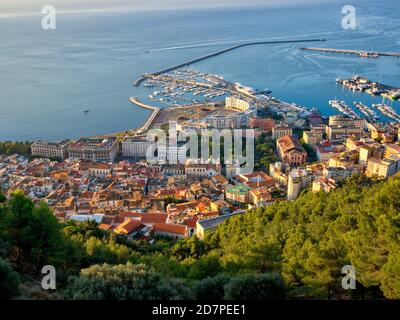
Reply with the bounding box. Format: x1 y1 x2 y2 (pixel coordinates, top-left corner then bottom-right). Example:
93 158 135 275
0 0 353 18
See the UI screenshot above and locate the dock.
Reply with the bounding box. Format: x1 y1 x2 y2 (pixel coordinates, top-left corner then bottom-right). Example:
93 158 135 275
300 47 400 58
129 97 160 132
133 38 326 86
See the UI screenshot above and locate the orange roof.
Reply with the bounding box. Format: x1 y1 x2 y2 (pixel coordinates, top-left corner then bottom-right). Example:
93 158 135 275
152 223 187 236
114 219 143 235
277 135 306 154
119 212 167 224
99 223 112 230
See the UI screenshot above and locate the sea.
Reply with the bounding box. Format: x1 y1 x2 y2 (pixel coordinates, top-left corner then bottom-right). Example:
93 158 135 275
0 0 399 141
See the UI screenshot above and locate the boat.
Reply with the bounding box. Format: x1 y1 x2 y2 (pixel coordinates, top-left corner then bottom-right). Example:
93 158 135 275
83 108 89 113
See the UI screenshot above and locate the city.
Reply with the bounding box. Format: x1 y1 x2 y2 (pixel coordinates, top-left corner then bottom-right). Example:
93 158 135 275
0 0 399 312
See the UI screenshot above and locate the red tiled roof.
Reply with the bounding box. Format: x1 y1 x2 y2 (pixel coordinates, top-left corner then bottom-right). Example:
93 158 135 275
152 223 187 236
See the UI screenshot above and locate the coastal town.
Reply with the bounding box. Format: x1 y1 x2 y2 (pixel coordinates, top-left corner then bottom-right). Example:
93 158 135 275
2 71 400 244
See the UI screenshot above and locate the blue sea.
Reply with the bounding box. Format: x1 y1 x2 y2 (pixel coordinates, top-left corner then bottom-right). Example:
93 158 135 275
0 0 399 141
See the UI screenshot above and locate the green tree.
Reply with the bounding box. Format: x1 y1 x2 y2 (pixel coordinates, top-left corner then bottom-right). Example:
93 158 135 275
192 274 230 300
223 273 287 300
0 257 21 299
64 262 188 300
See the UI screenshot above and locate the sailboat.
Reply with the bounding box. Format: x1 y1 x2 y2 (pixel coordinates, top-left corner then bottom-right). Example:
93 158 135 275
83 107 89 113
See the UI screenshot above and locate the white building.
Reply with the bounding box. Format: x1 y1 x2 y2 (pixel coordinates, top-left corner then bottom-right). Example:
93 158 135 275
122 135 152 159
287 168 311 200
31 140 71 160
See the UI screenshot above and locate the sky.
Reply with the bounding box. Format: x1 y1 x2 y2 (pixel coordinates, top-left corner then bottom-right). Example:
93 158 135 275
0 0 340 16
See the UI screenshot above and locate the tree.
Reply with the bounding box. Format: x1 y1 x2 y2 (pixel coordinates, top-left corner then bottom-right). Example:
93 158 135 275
0 257 21 299
0 191 64 272
187 255 222 280
192 274 230 300
223 273 287 300
64 262 188 300
0 193 6 203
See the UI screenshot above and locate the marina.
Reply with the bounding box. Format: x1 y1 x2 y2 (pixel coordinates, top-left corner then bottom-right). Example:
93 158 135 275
372 103 400 122
329 100 359 118
353 102 379 121
336 75 400 101
133 38 327 86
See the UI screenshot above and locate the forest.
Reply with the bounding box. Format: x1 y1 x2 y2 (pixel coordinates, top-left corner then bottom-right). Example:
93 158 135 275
0 174 399 300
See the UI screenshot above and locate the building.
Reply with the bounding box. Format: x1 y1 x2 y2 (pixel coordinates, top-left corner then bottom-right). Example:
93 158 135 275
225 184 251 204
249 117 276 132
122 135 151 159
287 168 311 200
312 178 337 193
328 115 365 129
152 223 188 239
276 135 307 167
303 130 323 146
225 97 250 112
385 143 400 158
365 155 400 179
283 112 297 125
68 137 118 163
326 125 363 141
88 163 112 178
157 141 188 164
196 211 244 240
272 126 293 139
205 109 254 129
31 140 71 160
185 164 221 178
359 144 385 165
232 171 275 189
269 162 288 186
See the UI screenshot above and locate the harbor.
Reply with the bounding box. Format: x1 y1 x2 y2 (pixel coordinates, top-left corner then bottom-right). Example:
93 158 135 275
336 75 400 101
133 38 326 87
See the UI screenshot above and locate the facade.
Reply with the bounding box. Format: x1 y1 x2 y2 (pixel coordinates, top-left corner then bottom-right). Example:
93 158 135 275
185 164 221 178
225 97 250 112
276 135 307 167
312 178 337 193
365 155 400 179
326 125 363 141
303 130 323 146
31 140 71 160
122 135 151 159
68 137 118 163
225 184 251 204
328 115 365 129
287 168 311 200
272 126 293 139
385 143 400 158
157 141 187 164
249 117 276 132
205 109 255 129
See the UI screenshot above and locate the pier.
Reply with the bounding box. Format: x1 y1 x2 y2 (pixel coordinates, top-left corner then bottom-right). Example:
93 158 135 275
129 97 160 131
133 38 326 86
300 47 400 58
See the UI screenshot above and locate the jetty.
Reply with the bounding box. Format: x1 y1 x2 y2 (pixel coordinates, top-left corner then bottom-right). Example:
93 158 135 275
300 47 400 59
133 38 326 86
129 97 160 132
